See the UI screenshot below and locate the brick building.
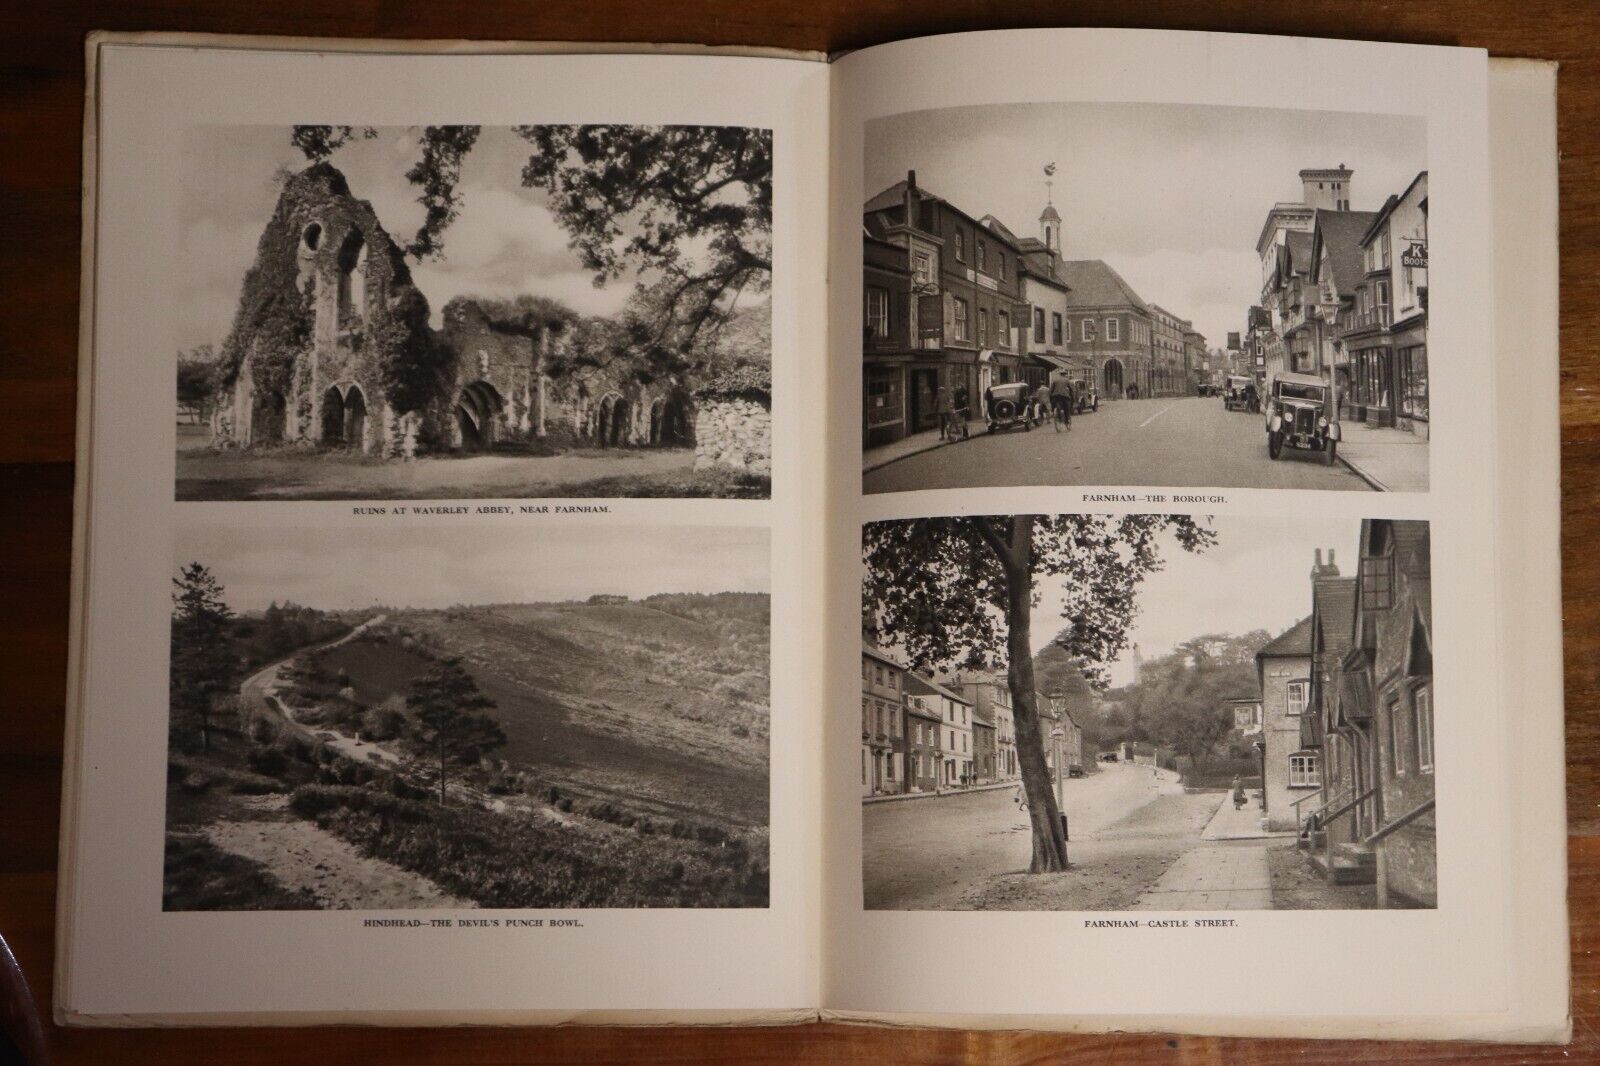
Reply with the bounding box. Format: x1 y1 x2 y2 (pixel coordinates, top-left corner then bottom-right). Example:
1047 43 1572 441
909 673 974 787
903 690 944 794
1290 526 1434 906
1255 615 1317 832
863 173 1029 445
948 671 1018 781
861 641 907 796
1058 260 1156 400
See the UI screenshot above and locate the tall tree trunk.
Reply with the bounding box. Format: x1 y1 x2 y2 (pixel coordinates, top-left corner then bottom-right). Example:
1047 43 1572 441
999 517 1069 872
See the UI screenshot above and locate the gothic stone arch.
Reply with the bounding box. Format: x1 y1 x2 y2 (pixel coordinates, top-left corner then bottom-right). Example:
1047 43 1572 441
455 380 506 450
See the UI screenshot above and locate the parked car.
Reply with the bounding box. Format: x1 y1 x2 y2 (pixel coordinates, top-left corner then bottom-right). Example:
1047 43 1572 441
984 381 1040 433
1265 372 1340 464
1222 374 1253 411
1070 375 1099 413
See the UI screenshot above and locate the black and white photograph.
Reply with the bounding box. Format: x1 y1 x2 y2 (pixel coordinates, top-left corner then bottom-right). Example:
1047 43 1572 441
175 124 773 501
861 103 1431 494
860 513 1434 911
163 523 771 910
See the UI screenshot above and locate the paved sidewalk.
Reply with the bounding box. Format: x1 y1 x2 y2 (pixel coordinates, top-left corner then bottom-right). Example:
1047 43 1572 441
1200 792 1296 841
862 417 991 473
1337 421 1429 493
1130 840 1273 910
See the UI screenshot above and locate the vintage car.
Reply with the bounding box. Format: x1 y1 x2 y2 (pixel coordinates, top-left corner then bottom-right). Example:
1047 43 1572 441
1222 374 1254 411
1265 372 1340 464
1069 374 1099 413
985 381 1040 433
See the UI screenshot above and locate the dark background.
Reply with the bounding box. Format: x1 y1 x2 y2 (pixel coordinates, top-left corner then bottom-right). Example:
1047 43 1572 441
2 2 1595 1062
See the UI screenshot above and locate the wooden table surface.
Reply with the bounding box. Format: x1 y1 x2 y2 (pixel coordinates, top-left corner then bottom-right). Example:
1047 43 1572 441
1 1 1594 1062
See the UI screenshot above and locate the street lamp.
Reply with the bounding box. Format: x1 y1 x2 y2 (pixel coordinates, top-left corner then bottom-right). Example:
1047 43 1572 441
1051 725 1065 807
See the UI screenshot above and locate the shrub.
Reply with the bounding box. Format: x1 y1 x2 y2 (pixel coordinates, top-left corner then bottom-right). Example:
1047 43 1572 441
247 745 288 776
363 704 408 742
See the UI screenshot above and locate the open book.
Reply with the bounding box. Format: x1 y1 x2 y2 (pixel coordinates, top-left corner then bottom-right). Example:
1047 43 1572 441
59 29 1567 1041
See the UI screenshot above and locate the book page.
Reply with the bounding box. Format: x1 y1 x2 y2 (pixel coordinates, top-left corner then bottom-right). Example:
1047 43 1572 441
822 28 1561 1040
60 36 829 1023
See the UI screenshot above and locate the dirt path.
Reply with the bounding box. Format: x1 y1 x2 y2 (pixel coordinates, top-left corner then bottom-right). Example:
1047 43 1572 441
242 615 403 769
205 804 472 910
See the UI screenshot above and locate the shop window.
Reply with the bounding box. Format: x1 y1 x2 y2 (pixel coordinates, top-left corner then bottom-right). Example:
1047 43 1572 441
1399 345 1429 420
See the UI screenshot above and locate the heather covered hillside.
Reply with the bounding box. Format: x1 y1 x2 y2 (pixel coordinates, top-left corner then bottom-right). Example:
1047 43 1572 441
327 592 771 826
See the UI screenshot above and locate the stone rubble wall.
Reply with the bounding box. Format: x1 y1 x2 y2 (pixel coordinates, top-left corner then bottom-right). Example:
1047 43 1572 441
694 397 771 474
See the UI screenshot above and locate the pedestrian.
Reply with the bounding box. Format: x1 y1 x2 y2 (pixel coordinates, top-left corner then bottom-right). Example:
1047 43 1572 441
1013 783 1028 811
953 384 970 438
935 386 955 441
1032 381 1051 429
983 383 996 429
1049 374 1075 431
1232 775 1246 809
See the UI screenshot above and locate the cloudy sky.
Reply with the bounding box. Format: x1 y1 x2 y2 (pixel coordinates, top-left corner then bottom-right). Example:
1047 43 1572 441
1032 515 1365 687
175 523 770 614
865 102 1426 347
178 126 648 354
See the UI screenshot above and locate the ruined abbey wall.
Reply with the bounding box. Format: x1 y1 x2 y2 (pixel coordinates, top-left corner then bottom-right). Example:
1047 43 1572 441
210 163 734 462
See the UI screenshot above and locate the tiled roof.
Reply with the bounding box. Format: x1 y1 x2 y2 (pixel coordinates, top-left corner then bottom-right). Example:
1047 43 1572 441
1059 259 1149 312
1313 209 1380 295
908 672 971 705
864 180 912 215
1284 231 1314 276
1257 615 1314 658
863 640 905 668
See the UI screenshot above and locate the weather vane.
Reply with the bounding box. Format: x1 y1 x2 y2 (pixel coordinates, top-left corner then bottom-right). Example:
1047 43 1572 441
1044 161 1057 204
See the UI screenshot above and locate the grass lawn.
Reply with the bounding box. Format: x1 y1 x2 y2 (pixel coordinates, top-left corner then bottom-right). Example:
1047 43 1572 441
174 442 767 500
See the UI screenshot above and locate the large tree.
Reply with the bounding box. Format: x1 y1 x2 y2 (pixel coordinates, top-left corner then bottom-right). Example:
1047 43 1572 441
863 515 1214 872
290 124 771 359
1118 632 1268 775
406 657 506 806
170 562 237 753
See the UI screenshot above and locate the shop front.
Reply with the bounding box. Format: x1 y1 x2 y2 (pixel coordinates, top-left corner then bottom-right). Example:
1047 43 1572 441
1391 312 1428 438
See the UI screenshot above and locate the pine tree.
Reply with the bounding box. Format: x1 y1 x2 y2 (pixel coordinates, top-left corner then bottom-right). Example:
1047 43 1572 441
170 562 237 753
406 657 505 806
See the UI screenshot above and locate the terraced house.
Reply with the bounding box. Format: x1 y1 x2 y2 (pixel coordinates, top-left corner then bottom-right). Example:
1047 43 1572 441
1290 522 1436 908
863 171 1029 445
861 641 908 796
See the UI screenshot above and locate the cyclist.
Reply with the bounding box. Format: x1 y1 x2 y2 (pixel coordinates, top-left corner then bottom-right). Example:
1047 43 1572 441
1049 375 1075 431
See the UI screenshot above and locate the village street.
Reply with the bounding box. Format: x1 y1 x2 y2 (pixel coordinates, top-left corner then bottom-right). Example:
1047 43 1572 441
863 395 1372 494
863 761 1246 910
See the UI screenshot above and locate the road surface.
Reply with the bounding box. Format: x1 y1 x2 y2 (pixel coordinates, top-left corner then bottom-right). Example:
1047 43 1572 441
863 762 1201 910
863 395 1368 494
